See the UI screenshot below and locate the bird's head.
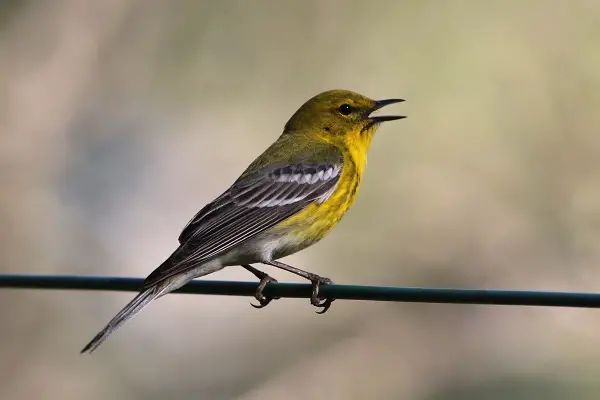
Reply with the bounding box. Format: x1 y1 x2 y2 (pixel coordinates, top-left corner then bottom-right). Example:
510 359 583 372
284 89 405 147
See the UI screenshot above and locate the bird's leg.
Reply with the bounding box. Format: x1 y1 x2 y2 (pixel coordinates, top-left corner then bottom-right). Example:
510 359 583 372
263 260 335 314
241 264 280 308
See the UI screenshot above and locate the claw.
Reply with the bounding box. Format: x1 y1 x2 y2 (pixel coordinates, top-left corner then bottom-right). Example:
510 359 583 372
250 275 279 309
310 277 335 314
251 297 273 309
315 298 333 314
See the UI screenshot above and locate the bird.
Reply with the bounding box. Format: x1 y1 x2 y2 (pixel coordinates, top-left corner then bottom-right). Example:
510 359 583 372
81 89 405 353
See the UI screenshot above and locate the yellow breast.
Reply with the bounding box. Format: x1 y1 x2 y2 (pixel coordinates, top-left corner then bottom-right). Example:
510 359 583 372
277 129 371 243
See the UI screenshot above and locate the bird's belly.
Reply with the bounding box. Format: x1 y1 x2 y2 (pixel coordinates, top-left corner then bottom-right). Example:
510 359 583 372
216 229 305 266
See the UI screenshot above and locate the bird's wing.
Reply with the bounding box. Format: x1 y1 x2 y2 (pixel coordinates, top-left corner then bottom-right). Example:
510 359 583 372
143 159 343 288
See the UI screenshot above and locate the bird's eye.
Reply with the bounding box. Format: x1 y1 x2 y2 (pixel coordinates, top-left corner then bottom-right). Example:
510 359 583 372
338 104 352 116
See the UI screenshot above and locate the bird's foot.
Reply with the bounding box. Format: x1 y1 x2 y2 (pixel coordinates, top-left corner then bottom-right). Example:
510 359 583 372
251 273 280 309
310 276 335 314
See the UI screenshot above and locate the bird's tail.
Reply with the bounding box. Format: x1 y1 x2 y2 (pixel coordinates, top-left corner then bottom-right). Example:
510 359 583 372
80 284 167 354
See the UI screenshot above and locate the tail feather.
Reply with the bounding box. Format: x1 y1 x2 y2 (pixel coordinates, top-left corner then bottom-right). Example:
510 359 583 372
81 253 223 354
81 285 164 354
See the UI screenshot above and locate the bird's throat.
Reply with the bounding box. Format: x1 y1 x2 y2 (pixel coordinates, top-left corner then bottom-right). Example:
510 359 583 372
344 129 372 177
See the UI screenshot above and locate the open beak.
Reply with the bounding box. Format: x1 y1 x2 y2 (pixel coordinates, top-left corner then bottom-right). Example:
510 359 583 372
366 98 406 123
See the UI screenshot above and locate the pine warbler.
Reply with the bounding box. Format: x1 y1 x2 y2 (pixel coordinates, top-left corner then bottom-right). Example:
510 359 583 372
82 89 405 353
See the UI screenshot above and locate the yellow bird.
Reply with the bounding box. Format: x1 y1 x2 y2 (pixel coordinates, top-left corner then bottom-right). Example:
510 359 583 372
82 90 405 353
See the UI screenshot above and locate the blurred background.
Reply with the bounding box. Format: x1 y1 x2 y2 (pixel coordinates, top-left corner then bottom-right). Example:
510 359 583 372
2 0 600 399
